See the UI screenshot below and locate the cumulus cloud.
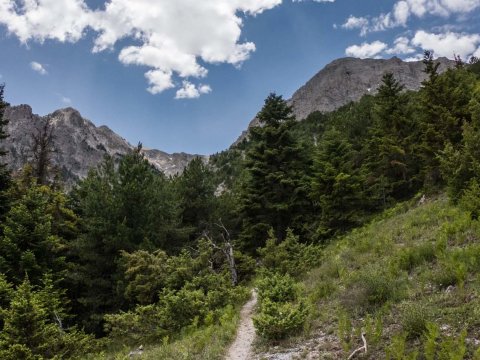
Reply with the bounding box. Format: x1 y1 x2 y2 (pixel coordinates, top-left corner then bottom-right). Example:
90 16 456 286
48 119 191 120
0 0 284 97
411 30 480 59
353 30 480 61
341 15 369 36
386 36 416 55
342 0 480 36
175 81 212 99
345 41 388 58
30 61 47 75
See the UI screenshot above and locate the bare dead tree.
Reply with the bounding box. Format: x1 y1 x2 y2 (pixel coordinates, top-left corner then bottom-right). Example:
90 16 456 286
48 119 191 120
53 310 65 334
203 220 238 286
30 116 56 185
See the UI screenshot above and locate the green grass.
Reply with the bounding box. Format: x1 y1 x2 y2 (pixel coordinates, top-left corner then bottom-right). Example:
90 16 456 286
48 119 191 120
291 195 480 358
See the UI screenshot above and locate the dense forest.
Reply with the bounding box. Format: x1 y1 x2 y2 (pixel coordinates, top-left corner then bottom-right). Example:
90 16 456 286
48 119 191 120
0 52 480 359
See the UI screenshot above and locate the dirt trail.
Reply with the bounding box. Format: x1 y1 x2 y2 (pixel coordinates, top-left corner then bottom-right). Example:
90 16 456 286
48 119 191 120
226 290 258 360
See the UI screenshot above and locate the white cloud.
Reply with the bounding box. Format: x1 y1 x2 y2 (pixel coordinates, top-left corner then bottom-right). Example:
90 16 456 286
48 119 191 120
175 81 212 99
0 0 283 98
0 0 92 43
342 0 480 35
411 30 480 59
404 54 424 62
61 96 72 104
386 36 416 54
30 61 47 75
341 16 369 36
345 41 388 58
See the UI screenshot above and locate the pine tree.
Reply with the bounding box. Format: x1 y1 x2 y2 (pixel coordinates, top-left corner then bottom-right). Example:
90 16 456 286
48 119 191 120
71 147 181 333
364 72 416 205
0 84 11 222
176 157 215 244
239 93 310 251
440 82 480 212
0 181 67 285
310 128 362 238
418 51 477 187
0 277 94 359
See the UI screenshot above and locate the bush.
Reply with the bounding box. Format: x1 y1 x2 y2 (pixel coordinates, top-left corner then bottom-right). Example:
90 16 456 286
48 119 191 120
254 273 309 340
401 302 432 339
397 243 436 272
257 229 316 277
253 299 308 340
256 273 297 303
431 254 467 289
460 179 480 220
346 265 405 312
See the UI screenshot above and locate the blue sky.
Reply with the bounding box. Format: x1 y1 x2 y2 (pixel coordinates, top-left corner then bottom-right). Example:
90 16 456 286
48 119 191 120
1 0 480 155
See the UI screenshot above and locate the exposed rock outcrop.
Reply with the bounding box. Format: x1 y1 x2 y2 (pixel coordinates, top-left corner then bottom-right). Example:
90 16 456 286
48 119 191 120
3 105 204 186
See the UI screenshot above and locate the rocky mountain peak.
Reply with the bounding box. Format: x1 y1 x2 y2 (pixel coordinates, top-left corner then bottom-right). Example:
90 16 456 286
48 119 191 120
3 105 204 186
289 56 455 120
234 56 455 145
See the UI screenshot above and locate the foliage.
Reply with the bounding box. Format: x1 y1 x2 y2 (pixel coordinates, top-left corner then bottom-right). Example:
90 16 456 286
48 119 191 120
239 93 311 251
175 157 216 245
254 272 309 340
0 181 70 285
0 277 95 360
401 302 432 339
0 84 10 222
69 147 181 333
258 228 317 276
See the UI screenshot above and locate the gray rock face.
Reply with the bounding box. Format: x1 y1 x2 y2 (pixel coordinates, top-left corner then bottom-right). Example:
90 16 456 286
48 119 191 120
234 57 455 145
289 56 454 120
3 105 203 185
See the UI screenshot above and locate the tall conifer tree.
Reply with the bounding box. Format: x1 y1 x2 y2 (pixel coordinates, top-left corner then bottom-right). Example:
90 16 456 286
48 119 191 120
0 85 11 221
239 93 309 251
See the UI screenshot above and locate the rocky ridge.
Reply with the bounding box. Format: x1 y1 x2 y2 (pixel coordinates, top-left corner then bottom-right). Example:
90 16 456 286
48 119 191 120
4 105 204 185
234 56 455 144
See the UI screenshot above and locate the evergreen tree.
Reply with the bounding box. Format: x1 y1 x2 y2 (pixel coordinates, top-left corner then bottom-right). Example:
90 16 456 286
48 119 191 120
0 278 54 358
418 51 477 187
440 82 480 210
70 147 181 333
239 93 310 251
0 84 11 222
364 73 416 205
0 180 67 285
310 128 362 238
0 277 94 359
176 157 215 244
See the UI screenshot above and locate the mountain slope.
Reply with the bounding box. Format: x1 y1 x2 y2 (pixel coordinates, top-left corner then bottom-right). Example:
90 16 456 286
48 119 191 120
4 105 204 185
253 196 480 359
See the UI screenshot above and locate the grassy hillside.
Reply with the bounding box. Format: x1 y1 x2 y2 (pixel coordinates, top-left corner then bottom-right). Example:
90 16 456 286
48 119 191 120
255 195 480 359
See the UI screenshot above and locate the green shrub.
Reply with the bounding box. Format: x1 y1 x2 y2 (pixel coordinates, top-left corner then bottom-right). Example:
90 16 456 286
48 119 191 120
401 302 432 339
347 265 405 312
104 304 165 345
256 273 297 303
397 242 436 272
431 254 467 289
257 229 317 277
385 333 419 360
253 299 308 340
460 179 480 220
254 273 309 340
